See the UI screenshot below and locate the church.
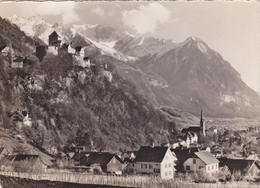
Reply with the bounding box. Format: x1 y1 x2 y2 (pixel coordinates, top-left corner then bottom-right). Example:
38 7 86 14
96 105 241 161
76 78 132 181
181 110 206 143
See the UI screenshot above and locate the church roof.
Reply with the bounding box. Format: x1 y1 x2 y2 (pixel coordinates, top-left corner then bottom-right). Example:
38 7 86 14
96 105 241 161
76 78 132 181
181 126 201 133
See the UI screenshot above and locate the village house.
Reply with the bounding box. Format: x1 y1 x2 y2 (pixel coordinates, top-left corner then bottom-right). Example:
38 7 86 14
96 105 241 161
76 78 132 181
71 151 91 166
8 110 31 129
68 44 75 54
219 158 260 177
183 151 219 174
128 146 176 179
171 147 199 172
84 152 124 175
0 45 13 58
0 37 8 53
0 147 9 160
75 46 85 57
9 110 27 122
12 154 48 172
11 56 24 68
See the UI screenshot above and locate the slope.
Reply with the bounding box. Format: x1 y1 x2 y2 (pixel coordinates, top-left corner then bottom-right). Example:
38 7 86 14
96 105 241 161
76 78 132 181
0 16 177 154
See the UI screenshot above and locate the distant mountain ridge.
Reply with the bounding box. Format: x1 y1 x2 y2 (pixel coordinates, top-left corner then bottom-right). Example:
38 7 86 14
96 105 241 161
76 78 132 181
7 15 260 118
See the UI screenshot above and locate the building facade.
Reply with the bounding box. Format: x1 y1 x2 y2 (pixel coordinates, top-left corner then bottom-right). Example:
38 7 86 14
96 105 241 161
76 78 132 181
128 146 176 179
183 151 219 174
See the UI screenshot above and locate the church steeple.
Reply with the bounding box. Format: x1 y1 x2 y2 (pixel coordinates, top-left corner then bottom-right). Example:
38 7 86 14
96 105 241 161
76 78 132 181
200 109 206 136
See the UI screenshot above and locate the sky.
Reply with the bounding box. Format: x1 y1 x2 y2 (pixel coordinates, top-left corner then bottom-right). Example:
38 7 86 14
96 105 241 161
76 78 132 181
0 1 259 92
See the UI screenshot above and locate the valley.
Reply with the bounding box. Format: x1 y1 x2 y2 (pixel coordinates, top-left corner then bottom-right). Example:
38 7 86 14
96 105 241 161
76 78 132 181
0 12 259 187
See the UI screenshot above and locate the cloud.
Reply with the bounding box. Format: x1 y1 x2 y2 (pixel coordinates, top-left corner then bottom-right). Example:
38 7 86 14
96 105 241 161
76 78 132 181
92 7 105 17
122 3 171 34
36 2 79 25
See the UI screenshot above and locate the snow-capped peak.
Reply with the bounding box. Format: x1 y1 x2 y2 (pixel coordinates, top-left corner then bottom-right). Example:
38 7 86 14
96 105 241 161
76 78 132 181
86 36 138 62
181 36 210 54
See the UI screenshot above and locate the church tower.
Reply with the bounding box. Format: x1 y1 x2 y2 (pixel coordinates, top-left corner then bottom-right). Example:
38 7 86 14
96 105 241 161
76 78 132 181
200 109 206 136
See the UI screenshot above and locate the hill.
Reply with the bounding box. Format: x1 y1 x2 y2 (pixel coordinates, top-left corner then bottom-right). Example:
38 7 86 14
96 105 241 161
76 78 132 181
0 16 177 154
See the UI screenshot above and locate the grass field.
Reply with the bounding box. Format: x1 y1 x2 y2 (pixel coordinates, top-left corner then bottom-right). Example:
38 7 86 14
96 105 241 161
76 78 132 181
0 171 259 188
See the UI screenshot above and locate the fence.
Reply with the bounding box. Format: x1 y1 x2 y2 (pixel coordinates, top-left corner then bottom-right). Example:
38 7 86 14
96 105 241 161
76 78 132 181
0 171 166 188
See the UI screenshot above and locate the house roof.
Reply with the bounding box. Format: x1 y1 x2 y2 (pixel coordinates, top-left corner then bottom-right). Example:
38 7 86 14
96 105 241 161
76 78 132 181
71 151 90 161
14 154 40 161
0 36 8 51
224 159 260 174
194 151 219 165
85 152 122 166
0 147 6 154
49 31 60 38
172 148 199 164
0 44 7 52
134 146 169 163
9 111 25 122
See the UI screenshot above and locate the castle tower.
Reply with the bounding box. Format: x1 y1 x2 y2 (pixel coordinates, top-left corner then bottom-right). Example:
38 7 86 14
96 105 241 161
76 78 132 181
200 109 206 136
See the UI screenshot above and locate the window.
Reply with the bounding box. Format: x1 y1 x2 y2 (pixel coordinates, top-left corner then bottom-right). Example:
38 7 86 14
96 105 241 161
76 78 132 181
216 164 218 169
154 168 160 173
169 171 171 175
199 166 203 170
165 164 167 168
193 159 196 164
149 164 153 169
208 166 210 171
165 172 167 176
169 163 171 168
144 164 147 169
186 165 190 171
212 165 214 170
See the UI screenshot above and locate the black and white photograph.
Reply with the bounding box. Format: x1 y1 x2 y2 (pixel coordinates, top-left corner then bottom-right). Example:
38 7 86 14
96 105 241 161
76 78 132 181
0 1 259 187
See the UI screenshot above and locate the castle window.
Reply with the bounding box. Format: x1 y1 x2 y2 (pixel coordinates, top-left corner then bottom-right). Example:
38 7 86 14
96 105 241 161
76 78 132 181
193 159 196 164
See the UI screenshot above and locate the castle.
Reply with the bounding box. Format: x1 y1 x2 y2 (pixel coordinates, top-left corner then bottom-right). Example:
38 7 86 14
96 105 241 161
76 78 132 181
36 31 89 68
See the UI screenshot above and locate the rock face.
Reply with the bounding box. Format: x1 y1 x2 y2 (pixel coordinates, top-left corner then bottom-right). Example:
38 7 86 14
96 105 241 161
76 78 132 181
114 36 260 117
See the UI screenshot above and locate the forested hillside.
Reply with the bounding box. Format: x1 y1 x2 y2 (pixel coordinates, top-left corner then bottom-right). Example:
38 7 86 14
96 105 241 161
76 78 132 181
0 17 177 154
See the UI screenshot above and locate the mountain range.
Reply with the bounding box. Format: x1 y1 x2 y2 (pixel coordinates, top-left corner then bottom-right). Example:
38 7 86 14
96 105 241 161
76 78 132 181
7 15 260 118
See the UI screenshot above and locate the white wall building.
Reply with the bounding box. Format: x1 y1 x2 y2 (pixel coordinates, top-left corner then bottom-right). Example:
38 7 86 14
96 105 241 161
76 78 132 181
127 146 176 179
183 151 219 174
